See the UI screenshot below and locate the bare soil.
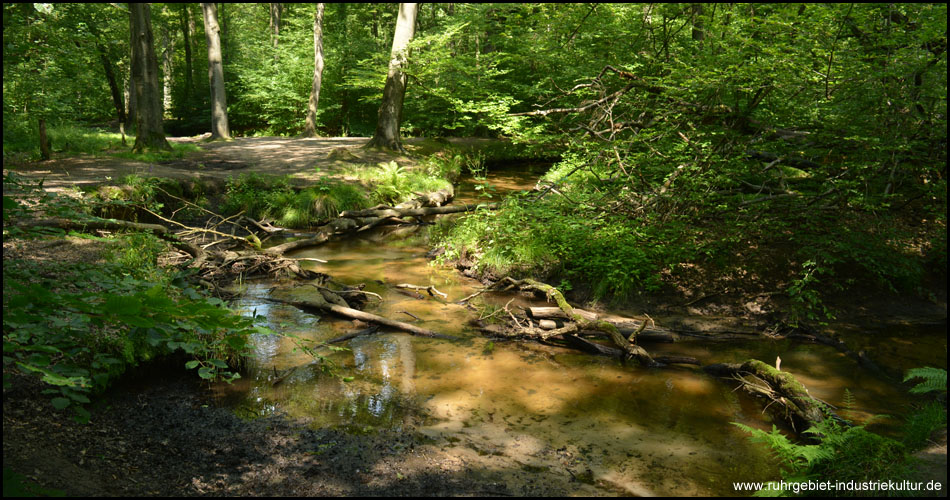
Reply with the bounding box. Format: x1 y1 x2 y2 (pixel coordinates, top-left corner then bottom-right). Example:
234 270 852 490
3 135 490 195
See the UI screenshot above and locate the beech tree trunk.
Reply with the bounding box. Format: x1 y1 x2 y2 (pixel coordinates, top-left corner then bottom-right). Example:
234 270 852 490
129 2 171 152
304 3 325 137
270 3 282 49
160 18 174 115
691 4 705 41
179 4 194 98
366 3 418 151
38 119 51 160
86 16 126 126
201 3 230 140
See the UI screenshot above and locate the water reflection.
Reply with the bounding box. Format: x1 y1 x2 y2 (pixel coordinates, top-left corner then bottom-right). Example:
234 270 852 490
215 166 946 496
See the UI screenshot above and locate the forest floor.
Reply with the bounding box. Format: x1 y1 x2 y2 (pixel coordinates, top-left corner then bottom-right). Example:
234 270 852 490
2 135 491 195
3 136 946 496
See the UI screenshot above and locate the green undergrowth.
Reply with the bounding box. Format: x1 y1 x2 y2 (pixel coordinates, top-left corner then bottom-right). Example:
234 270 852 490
432 191 695 303
2 176 275 423
3 119 199 163
433 147 945 316
736 369 946 496
220 172 370 228
345 160 453 206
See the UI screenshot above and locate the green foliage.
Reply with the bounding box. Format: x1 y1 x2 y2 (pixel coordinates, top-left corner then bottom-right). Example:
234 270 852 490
737 369 948 496
3 467 66 497
347 161 452 206
2 176 269 422
903 367 948 395
901 401 947 450
2 117 199 163
786 260 836 327
2 255 265 421
734 419 910 497
434 190 691 301
221 172 370 228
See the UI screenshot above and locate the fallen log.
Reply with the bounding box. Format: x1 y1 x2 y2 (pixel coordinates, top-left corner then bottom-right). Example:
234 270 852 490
578 329 674 343
16 217 211 268
473 277 657 366
563 335 698 365
703 359 834 432
265 200 495 256
16 217 169 235
266 292 459 341
530 308 674 342
339 203 495 219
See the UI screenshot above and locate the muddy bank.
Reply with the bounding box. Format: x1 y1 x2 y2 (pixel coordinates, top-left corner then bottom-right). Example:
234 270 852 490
3 365 611 497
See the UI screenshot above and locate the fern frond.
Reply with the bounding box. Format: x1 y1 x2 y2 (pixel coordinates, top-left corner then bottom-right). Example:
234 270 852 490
904 367 947 395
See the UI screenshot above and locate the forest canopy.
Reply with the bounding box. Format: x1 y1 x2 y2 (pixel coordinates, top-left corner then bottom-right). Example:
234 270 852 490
3 2 947 307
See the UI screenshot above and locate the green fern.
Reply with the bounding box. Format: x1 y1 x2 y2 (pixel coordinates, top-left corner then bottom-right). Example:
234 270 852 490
732 423 832 475
903 367 947 395
735 417 910 496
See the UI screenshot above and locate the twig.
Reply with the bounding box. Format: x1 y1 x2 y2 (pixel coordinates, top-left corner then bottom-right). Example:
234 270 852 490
398 310 422 321
504 298 521 329
395 283 448 299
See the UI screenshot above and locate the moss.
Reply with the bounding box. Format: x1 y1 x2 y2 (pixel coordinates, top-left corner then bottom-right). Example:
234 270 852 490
741 359 810 396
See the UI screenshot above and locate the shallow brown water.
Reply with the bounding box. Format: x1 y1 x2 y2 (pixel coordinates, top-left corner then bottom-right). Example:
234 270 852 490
214 167 945 496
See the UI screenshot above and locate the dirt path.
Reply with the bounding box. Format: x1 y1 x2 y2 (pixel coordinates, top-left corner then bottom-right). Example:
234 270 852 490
3 136 469 195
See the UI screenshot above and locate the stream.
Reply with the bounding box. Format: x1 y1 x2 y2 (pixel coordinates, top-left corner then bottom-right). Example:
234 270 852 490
213 164 945 496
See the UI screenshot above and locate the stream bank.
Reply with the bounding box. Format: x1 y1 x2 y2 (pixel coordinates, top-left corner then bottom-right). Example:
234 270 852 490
4 139 946 497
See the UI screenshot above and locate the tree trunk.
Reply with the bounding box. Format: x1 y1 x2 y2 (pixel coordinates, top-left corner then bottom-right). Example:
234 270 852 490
201 3 230 140
86 16 126 127
338 3 350 134
129 2 171 152
270 3 282 49
124 74 135 136
703 360 832 432
38 119 51 160
179 4 193 98
160 18 174 115
366 3 418 151
100 46 126 127
304 3 326 137
691 4 705 41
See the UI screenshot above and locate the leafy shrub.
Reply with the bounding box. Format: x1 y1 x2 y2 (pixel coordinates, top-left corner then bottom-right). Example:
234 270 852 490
433 192 691 301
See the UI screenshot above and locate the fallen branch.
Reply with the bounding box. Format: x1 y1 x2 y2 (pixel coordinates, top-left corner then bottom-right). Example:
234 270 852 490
265 197 495 256
395 283 448 300
322 325 380 346
266 291 459 341
563 335 698 366
473 277 657 366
